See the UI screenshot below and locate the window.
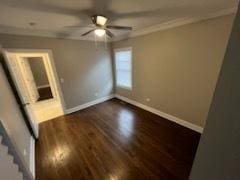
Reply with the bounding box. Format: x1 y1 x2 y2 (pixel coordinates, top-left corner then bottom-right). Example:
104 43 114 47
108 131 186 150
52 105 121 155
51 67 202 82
114 48 132 89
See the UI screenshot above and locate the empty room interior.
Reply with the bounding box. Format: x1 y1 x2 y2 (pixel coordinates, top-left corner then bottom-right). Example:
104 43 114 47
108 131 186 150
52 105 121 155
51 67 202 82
0 0 240 180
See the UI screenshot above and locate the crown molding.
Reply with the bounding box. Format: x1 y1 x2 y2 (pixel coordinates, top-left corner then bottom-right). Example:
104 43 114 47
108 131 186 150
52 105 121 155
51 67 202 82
0 7 237 42
113 7 237 42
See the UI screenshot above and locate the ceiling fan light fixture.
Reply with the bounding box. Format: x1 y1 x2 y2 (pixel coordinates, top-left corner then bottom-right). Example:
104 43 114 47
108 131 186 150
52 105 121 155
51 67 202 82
96 15 107 26
94 29 106 37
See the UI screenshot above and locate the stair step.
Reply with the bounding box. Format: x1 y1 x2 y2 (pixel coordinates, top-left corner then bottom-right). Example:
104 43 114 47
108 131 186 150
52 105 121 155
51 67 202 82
0 133 23 179
0 137 23 179
0 157 22 180
0 143 8 154
12 164 23 180
0 144 14 163
0 159 22 179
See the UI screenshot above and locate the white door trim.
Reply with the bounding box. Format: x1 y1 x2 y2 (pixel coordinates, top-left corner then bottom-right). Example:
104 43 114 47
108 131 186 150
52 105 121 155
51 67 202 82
2 49 66 112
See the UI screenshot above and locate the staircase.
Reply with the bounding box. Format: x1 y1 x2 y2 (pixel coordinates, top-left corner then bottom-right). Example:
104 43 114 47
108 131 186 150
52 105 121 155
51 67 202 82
0 121 34 180
0 136 23 180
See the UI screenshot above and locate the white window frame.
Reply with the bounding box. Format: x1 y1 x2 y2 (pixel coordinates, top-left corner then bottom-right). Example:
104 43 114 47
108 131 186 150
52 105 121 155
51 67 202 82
114 47 133 90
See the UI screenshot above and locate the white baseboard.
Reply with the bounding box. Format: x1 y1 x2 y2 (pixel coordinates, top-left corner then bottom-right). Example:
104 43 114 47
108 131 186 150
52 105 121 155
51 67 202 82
37 84 50 89
29 136 35 178
64 93 203 133
115 94 203 133
65 94 115 114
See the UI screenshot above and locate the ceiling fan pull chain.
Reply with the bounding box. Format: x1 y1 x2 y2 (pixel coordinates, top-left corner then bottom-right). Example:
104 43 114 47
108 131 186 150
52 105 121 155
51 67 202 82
94 33 98 51
104 33 107 49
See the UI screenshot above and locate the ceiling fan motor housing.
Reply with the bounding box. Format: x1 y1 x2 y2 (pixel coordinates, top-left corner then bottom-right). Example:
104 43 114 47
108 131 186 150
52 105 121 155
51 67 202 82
92 15 108 26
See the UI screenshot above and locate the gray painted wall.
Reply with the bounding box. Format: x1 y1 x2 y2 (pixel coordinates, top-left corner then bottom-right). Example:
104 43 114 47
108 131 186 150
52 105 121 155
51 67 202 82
112 15 234 127
28 57 49 87
0 35 114 109
0 65 31 170
190 5 240 180
0 15 235 130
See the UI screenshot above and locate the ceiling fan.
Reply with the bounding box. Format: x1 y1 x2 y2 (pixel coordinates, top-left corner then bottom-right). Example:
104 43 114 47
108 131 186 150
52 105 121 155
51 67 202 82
68 15 133 38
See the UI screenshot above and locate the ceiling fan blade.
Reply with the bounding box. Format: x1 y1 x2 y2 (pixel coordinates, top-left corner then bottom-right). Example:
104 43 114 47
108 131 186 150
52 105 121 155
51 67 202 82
106 25 133 31
81 29 95 36
105 29 114 38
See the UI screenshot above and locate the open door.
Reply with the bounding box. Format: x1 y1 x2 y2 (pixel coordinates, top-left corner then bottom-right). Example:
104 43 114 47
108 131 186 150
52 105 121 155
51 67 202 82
1 52 39 138
2 49 65 132
0 54 38 139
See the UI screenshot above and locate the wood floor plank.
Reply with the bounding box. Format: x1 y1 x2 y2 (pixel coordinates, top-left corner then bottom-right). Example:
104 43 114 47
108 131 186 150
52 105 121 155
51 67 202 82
36 98 200 180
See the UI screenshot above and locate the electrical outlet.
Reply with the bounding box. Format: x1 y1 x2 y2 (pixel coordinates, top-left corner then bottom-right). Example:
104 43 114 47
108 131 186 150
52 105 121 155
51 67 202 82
146 98 151 102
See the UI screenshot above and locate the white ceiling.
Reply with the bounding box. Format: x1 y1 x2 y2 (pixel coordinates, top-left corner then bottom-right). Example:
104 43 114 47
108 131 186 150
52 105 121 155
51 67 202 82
0 0 238 41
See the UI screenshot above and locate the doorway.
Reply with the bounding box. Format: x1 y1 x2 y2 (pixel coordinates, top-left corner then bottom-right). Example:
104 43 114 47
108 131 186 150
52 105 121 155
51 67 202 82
3 49 65 136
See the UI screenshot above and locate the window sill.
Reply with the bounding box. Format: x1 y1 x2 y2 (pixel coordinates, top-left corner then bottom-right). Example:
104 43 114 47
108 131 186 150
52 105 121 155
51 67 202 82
117 85 132 91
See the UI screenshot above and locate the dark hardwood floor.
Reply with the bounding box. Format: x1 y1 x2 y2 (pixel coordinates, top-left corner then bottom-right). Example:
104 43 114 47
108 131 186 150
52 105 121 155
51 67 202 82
36 98 200 180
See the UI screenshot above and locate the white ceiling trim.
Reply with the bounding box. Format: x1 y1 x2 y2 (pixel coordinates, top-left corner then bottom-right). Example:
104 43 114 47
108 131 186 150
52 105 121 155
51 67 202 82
114 7 237 41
